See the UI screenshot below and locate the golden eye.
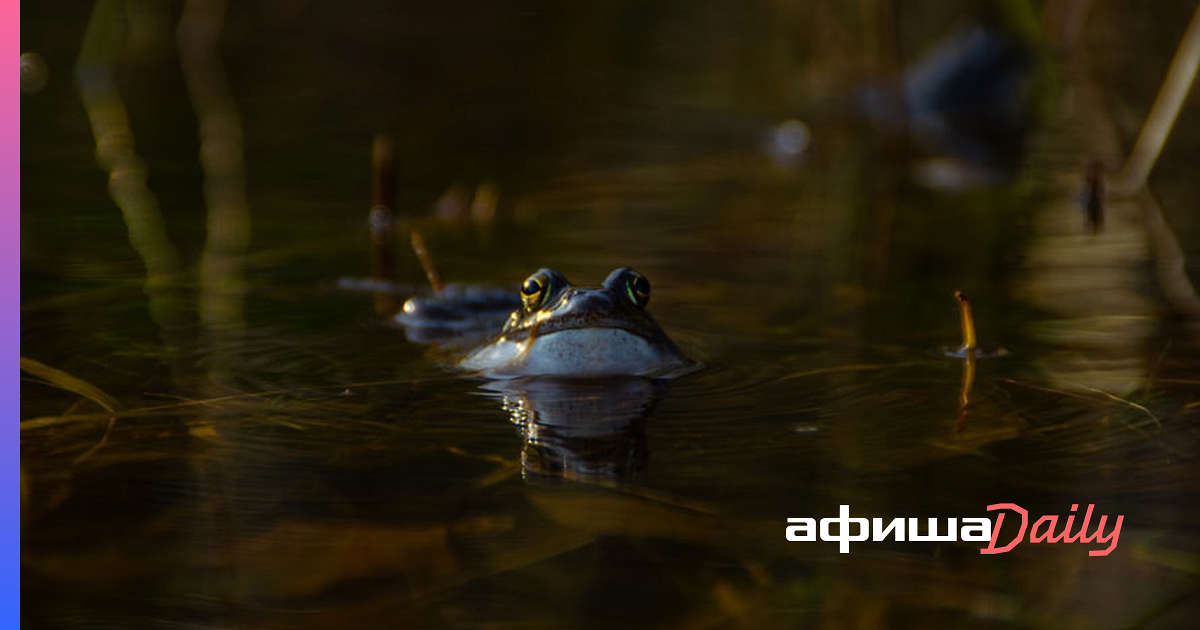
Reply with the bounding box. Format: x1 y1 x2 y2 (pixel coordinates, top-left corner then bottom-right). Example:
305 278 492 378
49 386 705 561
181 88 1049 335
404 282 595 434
520 271 557 311
520 276 543 310
520 276 542 297
626 272 650 309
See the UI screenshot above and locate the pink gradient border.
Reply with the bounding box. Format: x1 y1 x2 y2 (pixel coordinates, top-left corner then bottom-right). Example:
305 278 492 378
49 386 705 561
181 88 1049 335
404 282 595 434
12 0 25 623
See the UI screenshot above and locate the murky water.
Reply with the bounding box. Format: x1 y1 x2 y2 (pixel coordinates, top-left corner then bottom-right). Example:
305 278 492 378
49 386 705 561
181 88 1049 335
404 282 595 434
21 2 1200 629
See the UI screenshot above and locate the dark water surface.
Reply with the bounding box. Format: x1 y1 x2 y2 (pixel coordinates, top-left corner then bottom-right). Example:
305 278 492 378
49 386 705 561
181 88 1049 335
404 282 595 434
22 2 1200 629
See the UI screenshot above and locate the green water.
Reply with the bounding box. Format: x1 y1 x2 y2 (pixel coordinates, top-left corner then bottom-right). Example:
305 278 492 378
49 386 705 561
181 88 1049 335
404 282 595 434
21 2 1200 628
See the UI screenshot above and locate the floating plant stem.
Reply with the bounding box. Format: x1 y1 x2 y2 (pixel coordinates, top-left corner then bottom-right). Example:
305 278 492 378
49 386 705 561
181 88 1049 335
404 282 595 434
954 290 977 355
410 230 444 293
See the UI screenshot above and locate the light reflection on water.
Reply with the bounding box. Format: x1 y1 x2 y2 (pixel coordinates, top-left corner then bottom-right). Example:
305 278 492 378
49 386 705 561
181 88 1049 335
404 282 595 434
21 1 1200 628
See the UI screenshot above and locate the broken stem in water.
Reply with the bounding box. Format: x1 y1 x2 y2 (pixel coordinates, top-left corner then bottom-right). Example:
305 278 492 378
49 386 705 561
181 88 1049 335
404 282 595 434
954 290 977 355
952 291 979 432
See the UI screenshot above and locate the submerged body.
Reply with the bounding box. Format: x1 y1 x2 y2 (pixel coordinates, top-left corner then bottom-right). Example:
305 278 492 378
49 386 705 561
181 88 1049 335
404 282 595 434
456 268 691 378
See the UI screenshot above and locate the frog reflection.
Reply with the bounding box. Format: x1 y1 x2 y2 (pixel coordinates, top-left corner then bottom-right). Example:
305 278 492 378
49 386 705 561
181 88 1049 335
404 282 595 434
483 376 662 482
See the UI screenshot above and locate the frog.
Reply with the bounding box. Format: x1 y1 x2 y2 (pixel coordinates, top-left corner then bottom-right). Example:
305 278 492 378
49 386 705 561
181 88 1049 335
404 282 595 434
449 267 692 378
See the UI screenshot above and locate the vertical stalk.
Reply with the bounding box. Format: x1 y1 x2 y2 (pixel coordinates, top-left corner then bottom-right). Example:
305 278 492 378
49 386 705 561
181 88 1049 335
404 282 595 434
1119 3 1200 191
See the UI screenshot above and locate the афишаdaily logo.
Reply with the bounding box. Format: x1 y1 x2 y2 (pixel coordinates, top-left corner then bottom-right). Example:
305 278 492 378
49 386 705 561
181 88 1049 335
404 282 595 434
785 504 1124 556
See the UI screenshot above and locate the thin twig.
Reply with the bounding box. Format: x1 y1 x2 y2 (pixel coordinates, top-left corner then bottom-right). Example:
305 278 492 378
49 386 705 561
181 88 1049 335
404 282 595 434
410 230 444 292
1000 378 1162 428
21 356 121 412
1119 2 1200 191
21 356 122 464
777 361 924 382
1072 383 1163 428
20 375 452 429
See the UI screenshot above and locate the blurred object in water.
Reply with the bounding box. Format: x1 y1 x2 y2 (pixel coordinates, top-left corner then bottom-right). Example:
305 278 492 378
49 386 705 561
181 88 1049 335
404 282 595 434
76 0 182 322
178 0 252 345
765 119 811 168
21 52 49 93
395 283 518 344
436 180 501 224
1082 160 1104 234
435 181 473 222
1018 35 1157 395
911 157 1003 190
335 276 412 293
862 20 1042 189
1043 0 1095 44
471 180 499 223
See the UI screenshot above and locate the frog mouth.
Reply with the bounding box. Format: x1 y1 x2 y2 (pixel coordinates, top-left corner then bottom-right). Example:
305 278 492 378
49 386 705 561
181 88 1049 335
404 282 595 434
508 310 658 344
492 327 680 378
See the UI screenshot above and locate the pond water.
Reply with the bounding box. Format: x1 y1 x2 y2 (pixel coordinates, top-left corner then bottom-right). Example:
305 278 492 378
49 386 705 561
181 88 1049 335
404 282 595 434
21 2 1200 629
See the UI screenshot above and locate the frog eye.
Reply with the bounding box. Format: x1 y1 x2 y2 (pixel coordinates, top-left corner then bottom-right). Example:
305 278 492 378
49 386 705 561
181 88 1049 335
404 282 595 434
519 269 558 311
520 276 545 310
625 272 650 309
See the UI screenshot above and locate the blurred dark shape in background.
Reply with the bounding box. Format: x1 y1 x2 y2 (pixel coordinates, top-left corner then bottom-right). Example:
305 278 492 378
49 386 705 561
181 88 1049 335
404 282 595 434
21 51 50 93
860 18 1041 188
1082 160 1104 234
